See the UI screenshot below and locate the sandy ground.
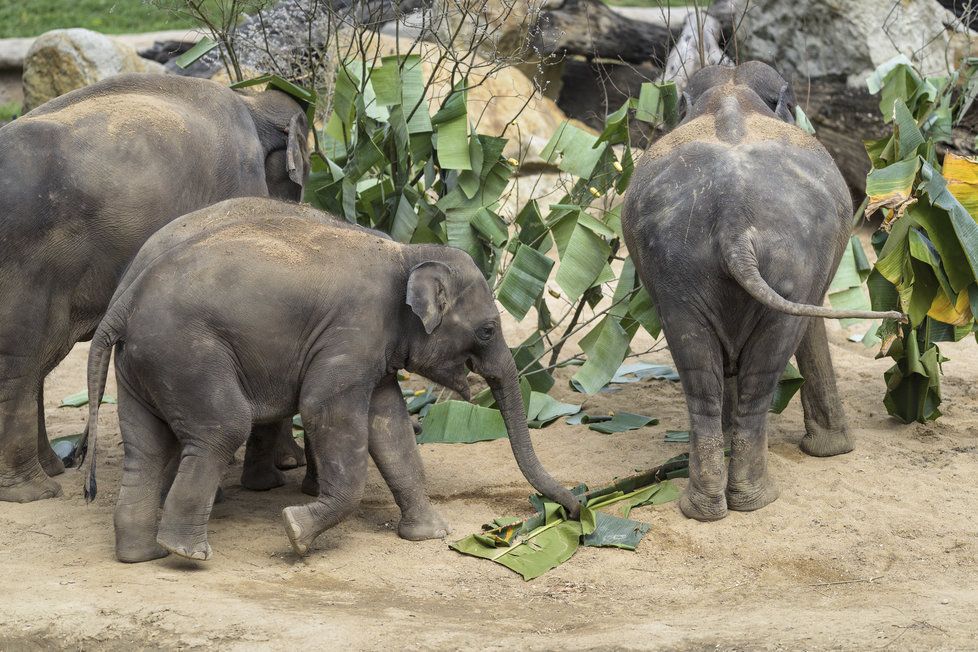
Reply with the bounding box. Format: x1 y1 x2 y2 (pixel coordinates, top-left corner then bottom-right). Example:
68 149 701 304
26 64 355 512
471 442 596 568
0 316 976 651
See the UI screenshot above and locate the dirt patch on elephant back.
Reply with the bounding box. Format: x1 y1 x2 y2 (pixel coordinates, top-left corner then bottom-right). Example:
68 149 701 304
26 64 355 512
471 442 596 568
644 112 825 160
24 92 191 138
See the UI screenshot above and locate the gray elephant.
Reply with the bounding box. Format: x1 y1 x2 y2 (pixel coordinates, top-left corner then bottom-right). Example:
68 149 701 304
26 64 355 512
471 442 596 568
621 62 903 522
83 197 580 563
0 73 310 503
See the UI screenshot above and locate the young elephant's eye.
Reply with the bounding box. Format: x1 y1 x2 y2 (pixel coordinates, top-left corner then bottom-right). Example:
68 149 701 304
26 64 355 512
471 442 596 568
476 324 495 342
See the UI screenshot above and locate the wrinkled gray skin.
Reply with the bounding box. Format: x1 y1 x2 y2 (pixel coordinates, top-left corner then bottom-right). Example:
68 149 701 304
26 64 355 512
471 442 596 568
85 197 579 563
0 73 310 503
621 62 903 522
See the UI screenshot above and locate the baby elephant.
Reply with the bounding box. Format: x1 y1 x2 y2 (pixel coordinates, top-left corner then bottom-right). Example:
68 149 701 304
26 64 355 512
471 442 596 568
622 62 903 522
84 198 579 563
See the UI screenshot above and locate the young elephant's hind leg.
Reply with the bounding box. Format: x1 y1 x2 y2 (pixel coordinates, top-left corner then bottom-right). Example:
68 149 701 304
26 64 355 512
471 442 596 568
796 319 854 457
368 376 449 541
156 393 252 561
725 318 805 512
114 383 179 563
663 315 728 521
282 383 370 557
241 421 290 491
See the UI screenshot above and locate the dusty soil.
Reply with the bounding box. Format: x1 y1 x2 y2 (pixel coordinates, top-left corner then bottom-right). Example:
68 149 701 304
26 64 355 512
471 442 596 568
1 320 977 650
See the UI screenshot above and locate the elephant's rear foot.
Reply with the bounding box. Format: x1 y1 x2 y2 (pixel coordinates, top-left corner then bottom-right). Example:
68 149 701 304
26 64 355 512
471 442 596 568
800 426 854 457
398 504 451 541
275 431 305 470
241 463 286 491
156 528 213 561
0 471 62 503
38 442 66 477
727 477 780 512
678 488 727 522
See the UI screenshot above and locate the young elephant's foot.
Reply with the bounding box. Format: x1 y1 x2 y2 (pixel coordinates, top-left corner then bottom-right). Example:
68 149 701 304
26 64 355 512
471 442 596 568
282 504 321 556
800 426 854 458
240 464 286 492
727 477 780 512
38 445 66 477
116 540 170 564
678 487 727 522
0 473 62 503
398 504 451 541
156 522 213 561
275 435 305 470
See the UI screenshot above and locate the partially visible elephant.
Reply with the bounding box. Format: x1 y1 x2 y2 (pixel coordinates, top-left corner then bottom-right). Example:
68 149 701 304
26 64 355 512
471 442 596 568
621 62 903 522
84 197 580 563
0 73 310 503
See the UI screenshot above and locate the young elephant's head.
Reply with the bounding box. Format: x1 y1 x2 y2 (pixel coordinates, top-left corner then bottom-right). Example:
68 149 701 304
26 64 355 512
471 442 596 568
241 89 310 201
682 61 796 124
403 249 580 517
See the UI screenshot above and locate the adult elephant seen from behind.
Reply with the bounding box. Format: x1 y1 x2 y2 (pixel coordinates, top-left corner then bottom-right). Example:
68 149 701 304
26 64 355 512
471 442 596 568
622 62 904 522
0 73 309 502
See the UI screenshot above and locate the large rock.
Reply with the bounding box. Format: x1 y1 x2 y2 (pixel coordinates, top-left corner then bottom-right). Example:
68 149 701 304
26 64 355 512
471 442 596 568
734 0 963 87
22 29 163 111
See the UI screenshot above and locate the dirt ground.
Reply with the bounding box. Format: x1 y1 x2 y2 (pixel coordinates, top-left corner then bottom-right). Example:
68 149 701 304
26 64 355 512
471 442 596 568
1 316 977 650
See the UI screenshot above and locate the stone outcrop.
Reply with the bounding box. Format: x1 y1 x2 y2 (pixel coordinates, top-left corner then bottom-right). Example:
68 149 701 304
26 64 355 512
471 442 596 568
22 28 163 111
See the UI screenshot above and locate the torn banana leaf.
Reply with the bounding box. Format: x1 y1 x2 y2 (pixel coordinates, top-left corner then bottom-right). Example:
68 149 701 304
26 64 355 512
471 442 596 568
59 390 116 408
611 361 680 383
664 430 689 443
451 458 687 580
497 244 555 321
570 317 631 394
769 362 805 414
405 388 437 415
526 392 581 428
417 400 507 443
587 412 658 434
50 433 86 468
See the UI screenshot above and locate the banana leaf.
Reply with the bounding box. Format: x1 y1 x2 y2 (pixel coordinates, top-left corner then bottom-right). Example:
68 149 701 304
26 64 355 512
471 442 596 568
59 390 116 408
417 401 507 443
497 245 554 321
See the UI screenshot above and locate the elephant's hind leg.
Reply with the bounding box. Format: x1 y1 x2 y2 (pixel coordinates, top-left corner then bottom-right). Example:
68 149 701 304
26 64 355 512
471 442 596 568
241 421 290 491
114 383 178 563
0 291 63 502
156 388 252 561
725 318 805 512
664 314 728 521
36 386 65 477
796 319 854 457
368 375 449 541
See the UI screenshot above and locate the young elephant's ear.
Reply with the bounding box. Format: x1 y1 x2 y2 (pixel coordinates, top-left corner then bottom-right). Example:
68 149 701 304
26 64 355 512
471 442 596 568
774 83 796 124
406 261 454 334
286 111 309 187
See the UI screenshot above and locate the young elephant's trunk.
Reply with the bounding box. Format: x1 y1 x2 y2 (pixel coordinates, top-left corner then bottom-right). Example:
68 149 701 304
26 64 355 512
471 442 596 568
487 358 580 518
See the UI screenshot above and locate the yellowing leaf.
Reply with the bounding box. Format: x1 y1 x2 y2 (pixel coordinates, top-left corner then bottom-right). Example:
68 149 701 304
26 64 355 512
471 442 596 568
866 157 921 227
927 287 973 326
942 153 978 218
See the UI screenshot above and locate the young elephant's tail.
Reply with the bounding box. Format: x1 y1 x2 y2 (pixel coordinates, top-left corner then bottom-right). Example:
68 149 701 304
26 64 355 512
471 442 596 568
721 233 906 322
79 300 130 503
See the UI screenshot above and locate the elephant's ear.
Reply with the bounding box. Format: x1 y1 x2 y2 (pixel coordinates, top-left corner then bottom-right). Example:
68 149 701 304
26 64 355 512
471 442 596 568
406 261 454 334
774 83 796 124
286 111 309 186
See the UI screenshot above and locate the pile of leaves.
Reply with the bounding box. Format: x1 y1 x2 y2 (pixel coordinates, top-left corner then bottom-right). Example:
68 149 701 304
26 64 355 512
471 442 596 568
451 455 689 580
859 55 978 422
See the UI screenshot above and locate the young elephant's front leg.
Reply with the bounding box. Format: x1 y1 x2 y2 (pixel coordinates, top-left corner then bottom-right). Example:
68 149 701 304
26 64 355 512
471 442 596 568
369 376 449 541
282 389 370 557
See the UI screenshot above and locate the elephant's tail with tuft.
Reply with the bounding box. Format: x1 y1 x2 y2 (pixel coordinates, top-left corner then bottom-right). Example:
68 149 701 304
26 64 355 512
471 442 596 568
721 232 907 322
80 294 132 503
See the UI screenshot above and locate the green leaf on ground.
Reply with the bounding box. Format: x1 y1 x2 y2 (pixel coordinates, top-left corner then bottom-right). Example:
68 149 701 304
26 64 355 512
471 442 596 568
769 362 805 414
59 391 116 408
417 400 507 443
664 430 689 443
587 412 658 434
526 392 581 428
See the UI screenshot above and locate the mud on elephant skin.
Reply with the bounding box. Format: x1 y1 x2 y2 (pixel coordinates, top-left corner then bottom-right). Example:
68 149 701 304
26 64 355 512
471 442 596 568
622 61 904 522
0 73 310 503
82 197 579 563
